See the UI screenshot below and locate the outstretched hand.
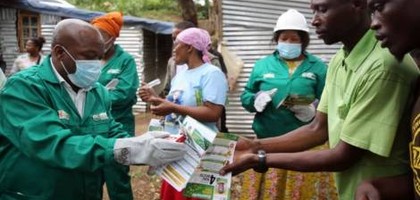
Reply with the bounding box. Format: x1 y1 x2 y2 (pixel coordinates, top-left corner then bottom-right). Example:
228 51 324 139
220 152 258 176
219 136 259 176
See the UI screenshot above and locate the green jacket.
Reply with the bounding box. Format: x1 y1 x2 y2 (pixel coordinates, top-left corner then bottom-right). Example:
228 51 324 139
241 51 326 138
0 56 129 199
98 44 139 135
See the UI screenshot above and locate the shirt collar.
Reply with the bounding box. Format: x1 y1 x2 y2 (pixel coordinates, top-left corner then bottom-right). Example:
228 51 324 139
340 30 378 71
50 58 66 84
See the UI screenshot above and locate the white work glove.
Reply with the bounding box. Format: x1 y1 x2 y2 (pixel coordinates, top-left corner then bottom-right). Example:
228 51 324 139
113 131 186 166
289 104 316 122
253 88 277 112
105 78 119 90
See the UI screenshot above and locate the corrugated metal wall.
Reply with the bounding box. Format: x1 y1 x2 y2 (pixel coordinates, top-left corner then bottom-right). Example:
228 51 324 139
142 29 173 97
115 28 146 112
222 0 341 135
0 8 18 75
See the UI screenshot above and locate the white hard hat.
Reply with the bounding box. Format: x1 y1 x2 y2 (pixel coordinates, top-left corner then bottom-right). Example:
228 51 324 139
273 9 309 33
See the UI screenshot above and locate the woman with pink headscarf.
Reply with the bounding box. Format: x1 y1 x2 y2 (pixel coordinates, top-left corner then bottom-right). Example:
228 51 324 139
139 27 229 200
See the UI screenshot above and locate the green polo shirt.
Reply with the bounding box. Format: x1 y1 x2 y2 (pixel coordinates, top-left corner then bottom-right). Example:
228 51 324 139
318 30 419 199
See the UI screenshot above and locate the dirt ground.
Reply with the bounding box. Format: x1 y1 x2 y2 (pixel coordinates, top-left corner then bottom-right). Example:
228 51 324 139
102 112 243 200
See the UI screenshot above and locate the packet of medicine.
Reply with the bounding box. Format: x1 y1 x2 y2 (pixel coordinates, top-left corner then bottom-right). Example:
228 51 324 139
147 78 161 88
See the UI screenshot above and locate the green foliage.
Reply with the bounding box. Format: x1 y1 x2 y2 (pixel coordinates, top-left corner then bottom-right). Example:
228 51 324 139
196 0 210 19
67 0 181 21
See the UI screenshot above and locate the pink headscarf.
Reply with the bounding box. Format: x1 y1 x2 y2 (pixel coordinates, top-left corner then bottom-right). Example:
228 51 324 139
176 28 211 63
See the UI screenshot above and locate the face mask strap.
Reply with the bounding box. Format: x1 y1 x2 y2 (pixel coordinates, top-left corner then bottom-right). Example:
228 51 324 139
57 45 77 63
104 37 115 54
55 45 76 75
59 60 71 75
104 37 113 45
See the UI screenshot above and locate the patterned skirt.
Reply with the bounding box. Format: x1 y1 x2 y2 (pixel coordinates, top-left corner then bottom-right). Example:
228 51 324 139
239 144 338 200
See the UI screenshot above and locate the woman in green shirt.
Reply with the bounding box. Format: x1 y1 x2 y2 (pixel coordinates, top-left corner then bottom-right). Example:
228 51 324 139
239 9 336 200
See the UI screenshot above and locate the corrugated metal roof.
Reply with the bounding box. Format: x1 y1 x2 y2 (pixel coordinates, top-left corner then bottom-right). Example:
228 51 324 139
222 0 341 135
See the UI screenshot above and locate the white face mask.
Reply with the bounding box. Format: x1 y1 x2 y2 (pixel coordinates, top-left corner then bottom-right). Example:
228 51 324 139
59 46 102 89
104 37 114 54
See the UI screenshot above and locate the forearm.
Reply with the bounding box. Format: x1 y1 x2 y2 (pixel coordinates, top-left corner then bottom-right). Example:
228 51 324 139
264 139 365 172
110 71 139 106
109 87 137 106
266 149 348 172
172 103 223 122
241 89 257 112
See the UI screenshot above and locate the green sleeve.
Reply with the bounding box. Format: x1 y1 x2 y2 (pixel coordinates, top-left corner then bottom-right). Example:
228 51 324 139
317 69 330 114
318 55 337 114
240 61 261 112
100 86 132 139
0 76 117 172
108 57 139 107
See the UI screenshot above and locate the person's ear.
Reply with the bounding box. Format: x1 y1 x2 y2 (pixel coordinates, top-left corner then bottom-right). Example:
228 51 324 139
52 45 65 60
187 45 194 54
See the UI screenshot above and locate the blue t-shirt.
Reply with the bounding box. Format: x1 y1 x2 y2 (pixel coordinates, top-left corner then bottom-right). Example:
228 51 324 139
165 63 228 133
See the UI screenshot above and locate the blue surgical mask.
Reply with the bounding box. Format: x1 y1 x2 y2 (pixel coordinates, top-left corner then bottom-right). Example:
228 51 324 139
276 42 302 59
60 46 102 89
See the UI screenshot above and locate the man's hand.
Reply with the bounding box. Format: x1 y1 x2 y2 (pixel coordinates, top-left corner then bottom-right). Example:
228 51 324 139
113 131 186 166
235 136 258 154
219 136 260 176
219 152 258 176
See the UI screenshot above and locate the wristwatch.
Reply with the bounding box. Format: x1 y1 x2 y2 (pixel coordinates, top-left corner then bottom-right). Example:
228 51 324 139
254 150 269 173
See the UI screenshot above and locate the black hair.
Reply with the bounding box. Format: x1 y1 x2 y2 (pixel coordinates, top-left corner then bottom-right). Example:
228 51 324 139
175 21 196 30
28 36 46 51
271 30 310 51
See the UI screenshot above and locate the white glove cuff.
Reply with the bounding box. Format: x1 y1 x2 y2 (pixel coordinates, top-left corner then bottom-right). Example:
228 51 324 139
114 147 131 165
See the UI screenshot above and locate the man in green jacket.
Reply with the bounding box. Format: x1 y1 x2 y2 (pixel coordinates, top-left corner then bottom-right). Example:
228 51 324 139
91 12 140 200
0 18 186 200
